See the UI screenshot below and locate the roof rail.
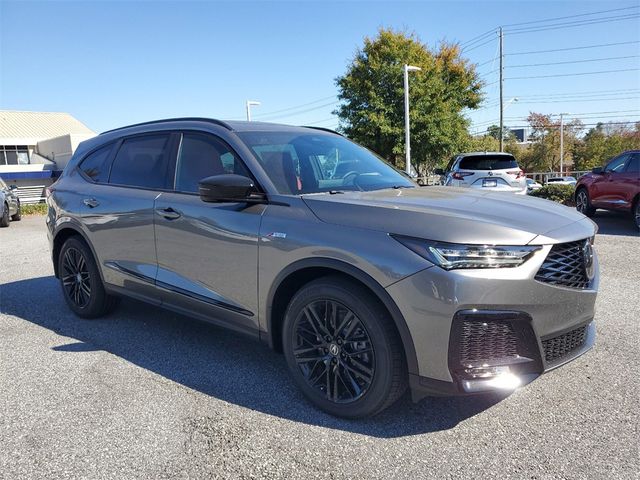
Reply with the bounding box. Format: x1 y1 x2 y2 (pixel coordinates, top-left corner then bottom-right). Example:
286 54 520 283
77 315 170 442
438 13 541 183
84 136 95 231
300 126 344 136
100 117 233 135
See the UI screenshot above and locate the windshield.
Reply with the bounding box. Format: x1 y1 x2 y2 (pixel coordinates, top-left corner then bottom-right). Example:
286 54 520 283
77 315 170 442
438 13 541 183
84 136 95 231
458 155 518 170
237 131 414 195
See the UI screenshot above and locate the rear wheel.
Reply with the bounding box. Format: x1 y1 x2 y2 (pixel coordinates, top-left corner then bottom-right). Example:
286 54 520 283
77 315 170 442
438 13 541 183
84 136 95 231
634 199 640 230
11 201 21 221
0 203 10 227
576 188 595 217
58 236 119 318
282 276 407 418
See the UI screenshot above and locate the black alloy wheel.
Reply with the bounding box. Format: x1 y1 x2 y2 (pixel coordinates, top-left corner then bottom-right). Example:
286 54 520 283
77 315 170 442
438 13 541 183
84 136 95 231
292 299 375 403
283 276 407 418
61 247 92 309
634 201 640 230
58 236 119 318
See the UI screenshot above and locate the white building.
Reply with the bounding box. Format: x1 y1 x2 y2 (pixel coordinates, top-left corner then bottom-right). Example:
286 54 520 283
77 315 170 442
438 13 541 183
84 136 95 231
0 110 95 202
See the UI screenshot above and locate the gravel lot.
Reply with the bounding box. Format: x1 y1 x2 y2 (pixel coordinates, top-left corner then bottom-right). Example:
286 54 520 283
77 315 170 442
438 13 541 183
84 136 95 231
1 214 638 479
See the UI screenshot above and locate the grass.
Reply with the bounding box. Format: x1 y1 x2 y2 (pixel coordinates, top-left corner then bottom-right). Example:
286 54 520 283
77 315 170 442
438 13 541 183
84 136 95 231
20 203 48 216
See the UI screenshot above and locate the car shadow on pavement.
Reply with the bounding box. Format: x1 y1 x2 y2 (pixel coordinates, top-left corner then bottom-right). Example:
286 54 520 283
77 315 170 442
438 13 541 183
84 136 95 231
1 275 506 438
591 210 639 237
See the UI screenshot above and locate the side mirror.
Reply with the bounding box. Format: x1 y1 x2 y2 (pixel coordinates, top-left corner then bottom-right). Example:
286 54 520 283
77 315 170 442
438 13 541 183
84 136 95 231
591 167 603 174
198 174 256 203
434 168 444 175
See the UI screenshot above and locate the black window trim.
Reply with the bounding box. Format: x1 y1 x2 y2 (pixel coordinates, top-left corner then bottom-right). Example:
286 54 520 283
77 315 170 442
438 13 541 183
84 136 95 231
170 129 265 197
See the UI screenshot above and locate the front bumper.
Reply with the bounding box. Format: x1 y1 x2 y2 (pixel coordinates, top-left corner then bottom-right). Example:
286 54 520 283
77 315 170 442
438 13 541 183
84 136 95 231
387 245 598 399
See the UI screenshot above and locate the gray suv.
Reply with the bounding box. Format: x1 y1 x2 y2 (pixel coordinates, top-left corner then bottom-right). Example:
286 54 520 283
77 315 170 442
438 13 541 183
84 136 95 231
47 118 598 418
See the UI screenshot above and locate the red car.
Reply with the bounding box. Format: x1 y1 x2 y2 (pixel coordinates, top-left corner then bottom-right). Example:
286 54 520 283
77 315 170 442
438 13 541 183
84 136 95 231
575 150 640 229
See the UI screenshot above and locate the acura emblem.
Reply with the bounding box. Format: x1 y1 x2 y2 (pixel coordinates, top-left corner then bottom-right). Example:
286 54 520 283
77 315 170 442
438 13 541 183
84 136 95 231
583 239 594 280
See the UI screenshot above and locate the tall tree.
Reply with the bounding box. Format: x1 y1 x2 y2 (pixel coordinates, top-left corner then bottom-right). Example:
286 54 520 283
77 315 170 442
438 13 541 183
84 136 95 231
334 28 483 171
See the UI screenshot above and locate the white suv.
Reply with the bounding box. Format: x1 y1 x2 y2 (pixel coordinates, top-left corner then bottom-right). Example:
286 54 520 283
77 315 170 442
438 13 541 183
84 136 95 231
439 152 527 194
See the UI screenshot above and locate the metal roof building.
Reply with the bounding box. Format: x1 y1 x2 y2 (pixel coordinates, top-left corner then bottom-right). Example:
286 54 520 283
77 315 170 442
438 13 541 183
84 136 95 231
0 111 96 200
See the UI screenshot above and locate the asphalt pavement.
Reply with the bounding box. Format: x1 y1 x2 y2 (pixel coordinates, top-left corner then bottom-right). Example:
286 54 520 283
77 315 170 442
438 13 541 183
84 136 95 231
1 213 638 479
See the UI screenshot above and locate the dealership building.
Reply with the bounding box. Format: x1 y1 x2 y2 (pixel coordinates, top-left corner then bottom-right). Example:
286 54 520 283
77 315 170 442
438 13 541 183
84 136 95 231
0 110 95 202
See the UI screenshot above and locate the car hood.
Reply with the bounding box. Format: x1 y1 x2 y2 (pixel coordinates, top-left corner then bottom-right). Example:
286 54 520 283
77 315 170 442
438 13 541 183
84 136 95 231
302 186 596 245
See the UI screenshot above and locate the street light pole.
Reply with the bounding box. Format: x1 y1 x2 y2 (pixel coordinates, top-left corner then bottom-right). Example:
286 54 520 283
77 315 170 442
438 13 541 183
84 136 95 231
403 64 422 175
246 100 261 121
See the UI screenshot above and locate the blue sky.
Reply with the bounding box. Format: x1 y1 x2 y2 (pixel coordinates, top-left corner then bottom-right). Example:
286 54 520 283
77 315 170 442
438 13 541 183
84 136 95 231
1 0 639 134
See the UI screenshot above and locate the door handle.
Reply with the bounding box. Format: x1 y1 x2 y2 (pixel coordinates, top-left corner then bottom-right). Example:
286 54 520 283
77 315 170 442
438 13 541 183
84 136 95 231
156 207 181 220
83 198 99 208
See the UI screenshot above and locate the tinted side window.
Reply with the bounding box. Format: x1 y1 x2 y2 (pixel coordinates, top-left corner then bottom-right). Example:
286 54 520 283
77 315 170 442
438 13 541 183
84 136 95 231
79 144 113 182
109 135 171 189
175 133 250 193
624 154 639 173
604 154 628 173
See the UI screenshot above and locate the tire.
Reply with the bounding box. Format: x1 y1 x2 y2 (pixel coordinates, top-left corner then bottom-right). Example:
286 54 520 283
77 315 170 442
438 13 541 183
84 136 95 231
11 201 21 221
576 188 595 217
58 236 119 318
282 276 407 418
0 203 10 227
634 199 640 231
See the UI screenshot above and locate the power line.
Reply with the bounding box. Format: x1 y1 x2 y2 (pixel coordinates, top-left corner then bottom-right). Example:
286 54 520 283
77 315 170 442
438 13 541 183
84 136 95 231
506 68 639 80
504 13 640 35
504 40 640 56
514 97 640 105
461 37 496 53
501 5 639 28
513 88 640 99
254 100 338 120
460 28 497 47
304 116 339 125
509 55 640 69
252 96 337 118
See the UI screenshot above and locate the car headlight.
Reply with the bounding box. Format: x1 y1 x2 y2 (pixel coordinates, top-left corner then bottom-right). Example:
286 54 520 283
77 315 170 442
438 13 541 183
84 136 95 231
392 235 540 270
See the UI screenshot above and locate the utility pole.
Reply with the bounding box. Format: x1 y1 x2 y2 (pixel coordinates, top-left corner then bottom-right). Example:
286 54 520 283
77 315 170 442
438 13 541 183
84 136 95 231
559 113 569 174
499 26 504 152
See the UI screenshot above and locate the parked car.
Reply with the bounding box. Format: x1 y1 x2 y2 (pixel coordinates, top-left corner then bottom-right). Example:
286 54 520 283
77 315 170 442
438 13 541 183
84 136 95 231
575 150 640 229
437 152 527 194
526 178 542 193
0 176 21 227
546 176 577 186
47 119 599 417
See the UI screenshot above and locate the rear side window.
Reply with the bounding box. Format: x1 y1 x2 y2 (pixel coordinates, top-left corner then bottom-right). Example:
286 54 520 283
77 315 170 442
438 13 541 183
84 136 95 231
174 133 250 193
79 144 113 182
458 155 518 170
109 134 171 189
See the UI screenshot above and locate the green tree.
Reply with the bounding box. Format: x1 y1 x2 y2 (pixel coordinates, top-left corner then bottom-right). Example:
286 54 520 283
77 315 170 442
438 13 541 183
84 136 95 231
334 28 483 171
573 122 640 170
486 124 516 143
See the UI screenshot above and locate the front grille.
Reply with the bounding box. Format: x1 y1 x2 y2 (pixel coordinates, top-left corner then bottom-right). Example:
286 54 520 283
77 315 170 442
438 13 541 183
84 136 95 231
535 240 590 289
460 320 519 365
542 325 588 363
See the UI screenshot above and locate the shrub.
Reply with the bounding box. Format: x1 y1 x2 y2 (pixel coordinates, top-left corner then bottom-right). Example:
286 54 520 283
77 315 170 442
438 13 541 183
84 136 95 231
20 203 48 216
530 184 576 206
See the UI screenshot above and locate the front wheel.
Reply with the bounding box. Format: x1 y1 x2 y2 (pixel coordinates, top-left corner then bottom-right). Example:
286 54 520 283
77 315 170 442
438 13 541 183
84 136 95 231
58 236 119 318
11 201 21 221
576 188 595 217
634 200 640 230
282 276 407 418
0 203 10 227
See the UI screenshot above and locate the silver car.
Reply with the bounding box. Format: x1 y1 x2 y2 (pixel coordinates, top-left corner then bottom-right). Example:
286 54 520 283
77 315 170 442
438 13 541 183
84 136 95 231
0 177 22 227
46 119 598 418
440 152 528 194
